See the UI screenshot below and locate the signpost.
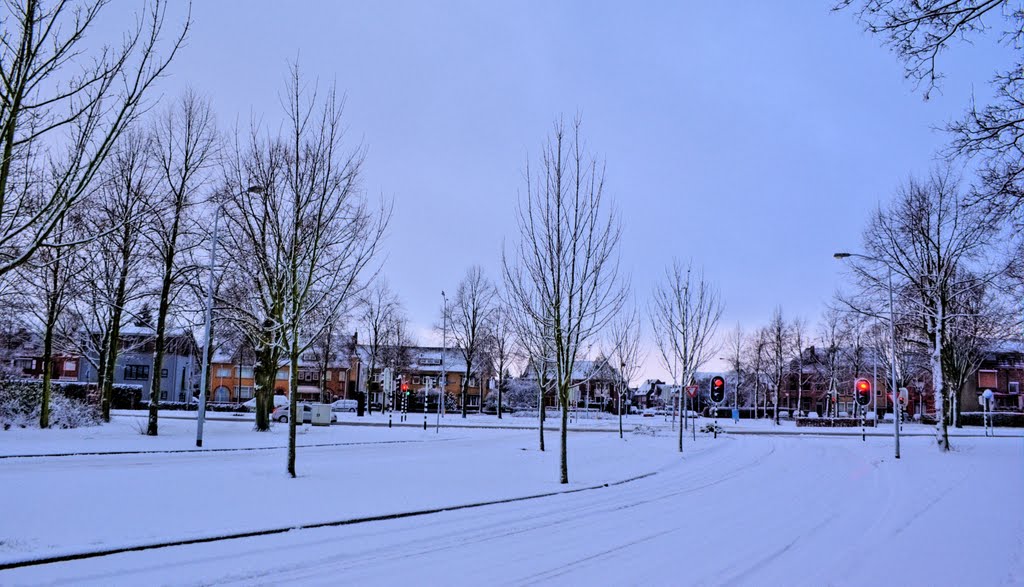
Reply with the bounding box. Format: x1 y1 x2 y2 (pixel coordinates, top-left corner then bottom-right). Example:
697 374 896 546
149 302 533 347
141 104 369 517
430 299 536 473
383 368 393 428
982 389 994 436
686 385 698 441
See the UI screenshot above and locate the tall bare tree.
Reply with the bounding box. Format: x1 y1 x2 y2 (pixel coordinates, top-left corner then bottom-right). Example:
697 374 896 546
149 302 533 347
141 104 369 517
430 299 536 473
0 0 186 277
650 259 724 450
765 307 789 425
485 304 518 419
358 279 401 414
445 266 497 418
504 116 626 483
144 90 218 436
228 65 386 477
18 208 87 427
609 307 643 439
842 169 1008 450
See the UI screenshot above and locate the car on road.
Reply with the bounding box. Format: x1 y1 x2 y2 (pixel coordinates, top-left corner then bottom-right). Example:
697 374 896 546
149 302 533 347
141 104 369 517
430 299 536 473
642 408 656 417
331 399 358 412
271 403 337 424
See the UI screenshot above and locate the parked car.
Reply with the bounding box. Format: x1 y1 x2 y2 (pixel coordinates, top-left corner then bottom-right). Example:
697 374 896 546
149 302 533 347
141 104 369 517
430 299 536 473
271 403 337 424
331 399 358 412
653 407 670 416
242 395 289 412
481 405 513 415
642 408 656 417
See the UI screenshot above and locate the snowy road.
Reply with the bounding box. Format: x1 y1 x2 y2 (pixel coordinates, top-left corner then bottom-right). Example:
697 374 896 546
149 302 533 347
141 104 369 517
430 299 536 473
4 434 1020 586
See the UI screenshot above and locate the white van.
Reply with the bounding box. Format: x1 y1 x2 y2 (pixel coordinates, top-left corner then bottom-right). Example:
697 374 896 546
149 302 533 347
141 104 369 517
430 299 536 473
242 395 289 412
331 399 358 412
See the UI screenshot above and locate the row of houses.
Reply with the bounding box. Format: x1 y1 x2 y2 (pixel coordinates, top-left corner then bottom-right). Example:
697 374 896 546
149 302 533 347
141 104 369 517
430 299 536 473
4 324 1023 416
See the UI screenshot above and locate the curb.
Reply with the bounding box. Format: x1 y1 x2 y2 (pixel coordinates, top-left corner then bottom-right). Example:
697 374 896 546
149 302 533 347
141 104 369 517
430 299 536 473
0 438 449 460
0 471 658 571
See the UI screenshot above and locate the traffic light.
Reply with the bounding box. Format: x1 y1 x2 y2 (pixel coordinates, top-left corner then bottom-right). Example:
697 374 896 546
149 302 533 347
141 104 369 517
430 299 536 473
710 376 725 404
401 382 409 393
855 378 871 406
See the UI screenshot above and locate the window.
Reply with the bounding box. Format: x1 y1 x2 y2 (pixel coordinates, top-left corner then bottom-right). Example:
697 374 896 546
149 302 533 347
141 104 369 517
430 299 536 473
124 365 149 381
978 370 998 389
468 377 478 388
1010 382 1020 395
239 367 253 378
216 368 231 378
63 360 76 372
161 369 169 378
236 386 254 400
160 390 167 400
413 376 421 384
326 371 332 381
276 371 288 380
423 376 433 387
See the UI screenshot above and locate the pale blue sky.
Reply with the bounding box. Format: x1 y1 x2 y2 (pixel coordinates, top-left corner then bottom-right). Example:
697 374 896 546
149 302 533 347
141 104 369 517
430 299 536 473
115 1 1005 377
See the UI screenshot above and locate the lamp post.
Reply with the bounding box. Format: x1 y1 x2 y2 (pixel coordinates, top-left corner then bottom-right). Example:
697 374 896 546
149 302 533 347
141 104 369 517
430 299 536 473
196 186 263 448
437 291 447 432
834 252 900 459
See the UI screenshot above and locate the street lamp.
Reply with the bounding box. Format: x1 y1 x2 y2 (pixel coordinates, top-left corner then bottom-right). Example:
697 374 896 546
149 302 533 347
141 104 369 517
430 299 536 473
437 290 447 432
834 251 901 459
197 185 264 448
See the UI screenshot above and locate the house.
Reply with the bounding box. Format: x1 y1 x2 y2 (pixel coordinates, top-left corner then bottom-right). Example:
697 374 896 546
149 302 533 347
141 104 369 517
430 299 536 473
520 357 623 411
77 326 200 403
357 345 486 411
4 332 81 381
961 340 1024 413
207 349 359 404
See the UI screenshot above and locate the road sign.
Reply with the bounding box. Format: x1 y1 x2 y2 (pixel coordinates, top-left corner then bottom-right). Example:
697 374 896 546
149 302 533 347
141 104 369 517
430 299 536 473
686 385 698 398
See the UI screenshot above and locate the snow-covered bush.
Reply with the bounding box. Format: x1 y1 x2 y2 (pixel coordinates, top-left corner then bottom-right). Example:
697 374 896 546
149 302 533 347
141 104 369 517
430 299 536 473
805 412 819 419
700 422 724 435
631 424 659 437
0 379 100 430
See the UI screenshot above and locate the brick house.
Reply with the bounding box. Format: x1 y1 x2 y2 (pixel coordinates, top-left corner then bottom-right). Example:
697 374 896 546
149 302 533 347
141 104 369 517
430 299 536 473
961 341 1024 413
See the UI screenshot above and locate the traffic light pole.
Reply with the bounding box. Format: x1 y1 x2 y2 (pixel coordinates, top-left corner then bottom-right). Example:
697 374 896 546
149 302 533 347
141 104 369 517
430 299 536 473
887 267 900 459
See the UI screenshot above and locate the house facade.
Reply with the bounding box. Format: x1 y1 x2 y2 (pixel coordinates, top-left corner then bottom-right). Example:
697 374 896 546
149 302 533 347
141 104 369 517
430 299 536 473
77 326 200 403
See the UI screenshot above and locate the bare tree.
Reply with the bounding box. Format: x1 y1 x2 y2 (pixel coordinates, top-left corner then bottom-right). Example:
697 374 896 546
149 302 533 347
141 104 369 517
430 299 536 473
88 131 152 421
725 323 745 412
765 307 789 425
842 169 1008 450
445 266 497 417
503 116 626 483
836 1 1023 221
816 308 845 417
18 209 88 427
247 65 387 478
609 308 643 439
484 304 518 419
650 259 724 450
358 279 401 413
143 90 218 436
0 0 187 277
745 327 770 418
791 317 808 417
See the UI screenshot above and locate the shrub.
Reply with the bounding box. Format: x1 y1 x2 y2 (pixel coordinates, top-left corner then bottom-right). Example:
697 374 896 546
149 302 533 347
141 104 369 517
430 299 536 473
795 417 873 428
959 412 1024 428
0 378 100 430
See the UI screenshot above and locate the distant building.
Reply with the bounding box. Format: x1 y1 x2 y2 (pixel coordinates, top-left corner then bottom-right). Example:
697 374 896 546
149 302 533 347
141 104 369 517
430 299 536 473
77 326 200 403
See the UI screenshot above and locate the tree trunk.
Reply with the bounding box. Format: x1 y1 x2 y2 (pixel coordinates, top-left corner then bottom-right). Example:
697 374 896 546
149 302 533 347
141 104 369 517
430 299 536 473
559 385 568 484
287 338 299 478
538 378 545 452
254 343 275 431
931 304 949 451
497 374 503 420
39 301 57 429
95 328 109 421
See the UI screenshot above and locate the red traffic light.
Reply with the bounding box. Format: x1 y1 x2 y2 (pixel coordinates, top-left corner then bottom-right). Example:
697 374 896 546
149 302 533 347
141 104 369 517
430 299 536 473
712 376 724 389
401 383 408 392
855 378 871 406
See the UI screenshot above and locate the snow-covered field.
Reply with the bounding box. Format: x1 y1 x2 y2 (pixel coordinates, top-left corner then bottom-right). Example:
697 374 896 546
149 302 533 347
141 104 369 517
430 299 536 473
1 417 1022 586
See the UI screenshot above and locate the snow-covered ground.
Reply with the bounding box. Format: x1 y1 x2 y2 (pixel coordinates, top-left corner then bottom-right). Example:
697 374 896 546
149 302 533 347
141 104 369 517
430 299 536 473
1 418 1022 586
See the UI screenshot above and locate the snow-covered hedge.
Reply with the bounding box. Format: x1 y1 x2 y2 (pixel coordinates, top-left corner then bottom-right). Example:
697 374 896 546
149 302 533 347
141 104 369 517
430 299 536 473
0 379 100 430
959 412 1024 428
795 417 873 428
